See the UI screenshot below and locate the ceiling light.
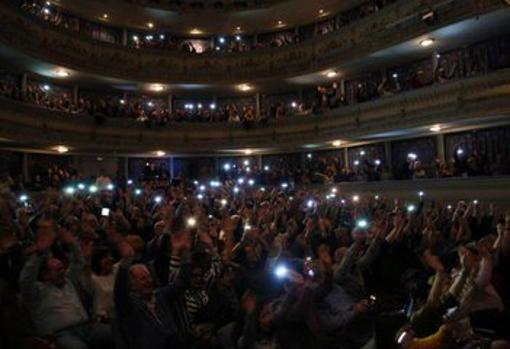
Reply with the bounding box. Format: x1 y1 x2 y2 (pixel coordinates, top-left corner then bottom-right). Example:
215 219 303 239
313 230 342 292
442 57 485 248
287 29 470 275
238 83 252 92
132 35 139 41
235 35 241 41
54 69 70 78
420 38 435 47
430 125 442 132
42 84 51 91
155 150 166 157
190 28 203 35
326 71 337 78
149 84 165 92
236 26 241 31
147 22 154 28
54 145 69 153
278 20 283 25
244 149 253 155
319 9 324 14
102 13 108 19
332 140 342 147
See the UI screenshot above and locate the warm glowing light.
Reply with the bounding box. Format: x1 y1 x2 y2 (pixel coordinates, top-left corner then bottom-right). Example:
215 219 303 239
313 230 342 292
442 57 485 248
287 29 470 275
238 84 253 92
277 20 283 25
332 140 342 147
155 150 166 157
54 145 69 153
420 38 435 47
102 13 108 19
54 69 70 78
319 9 324 14
190 28 203 35
244 149 253 155
430 125 442 132
149 84 165 92
326 71 338 78
147 22 154 28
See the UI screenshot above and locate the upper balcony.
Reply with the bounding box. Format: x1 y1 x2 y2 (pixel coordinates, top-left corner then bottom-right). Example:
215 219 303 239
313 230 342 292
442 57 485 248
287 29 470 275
0 0 506 84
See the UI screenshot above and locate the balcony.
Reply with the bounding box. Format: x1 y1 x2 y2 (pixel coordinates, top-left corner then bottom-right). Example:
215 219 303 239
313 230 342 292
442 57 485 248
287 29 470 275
0 0 505 83
0 67 509 154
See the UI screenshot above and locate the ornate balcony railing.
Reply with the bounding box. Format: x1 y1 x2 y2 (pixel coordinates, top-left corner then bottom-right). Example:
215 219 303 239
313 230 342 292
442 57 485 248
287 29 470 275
1 67 509 154
0 0 504 82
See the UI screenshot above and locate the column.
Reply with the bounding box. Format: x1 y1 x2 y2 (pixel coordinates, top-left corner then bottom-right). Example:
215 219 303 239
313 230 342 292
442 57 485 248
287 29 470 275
169 156 175 178
21 73 28 98
122 28 128 46
214 157 220 176
257 154 262 170
339 78 346 102
22 152 28 183
436 134 446 164
384 141 392 172
167 94 173 114
124 157 129 179
343 148 349 169
72 85 79 104
255 93 261 119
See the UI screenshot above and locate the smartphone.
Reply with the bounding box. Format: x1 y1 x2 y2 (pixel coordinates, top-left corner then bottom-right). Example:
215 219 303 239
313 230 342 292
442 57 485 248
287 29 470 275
101 208 110 217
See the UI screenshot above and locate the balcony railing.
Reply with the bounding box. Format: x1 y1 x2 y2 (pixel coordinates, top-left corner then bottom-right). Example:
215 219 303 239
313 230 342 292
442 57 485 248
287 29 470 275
0 0 504 82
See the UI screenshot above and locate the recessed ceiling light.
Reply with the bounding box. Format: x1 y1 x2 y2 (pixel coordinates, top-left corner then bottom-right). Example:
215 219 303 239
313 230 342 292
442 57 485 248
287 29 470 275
236 26 241 31
102 13 108 19
420 38 435 47
54 69 70 78
149 84 165 92
244 149 253 155
190 28 203 35
147 22 154 28
54 145 69 153
238 83 252 92
155 150 166 157
326 71 337 78
277 20 284 26
429 125 442 132
332 140 342 147
319 9 324 14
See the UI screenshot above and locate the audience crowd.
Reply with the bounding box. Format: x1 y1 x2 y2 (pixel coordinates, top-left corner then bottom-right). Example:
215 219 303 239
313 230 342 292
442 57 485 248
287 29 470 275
0 169 509 349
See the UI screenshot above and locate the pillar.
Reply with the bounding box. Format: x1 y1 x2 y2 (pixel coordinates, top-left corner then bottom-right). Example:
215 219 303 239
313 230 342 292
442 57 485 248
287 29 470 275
384 141 393 172
343 148 349 169
255 93 261 119
169 156 175 178
22 152 28 183
21 73 28 98
436 134 446 163
167 95 173 114
72 85 79 104
124 157 129 179
122 28 128 46
257 154 262 170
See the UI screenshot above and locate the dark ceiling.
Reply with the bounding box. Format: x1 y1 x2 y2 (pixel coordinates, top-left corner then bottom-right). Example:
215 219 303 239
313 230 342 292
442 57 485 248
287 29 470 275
51 0 364 35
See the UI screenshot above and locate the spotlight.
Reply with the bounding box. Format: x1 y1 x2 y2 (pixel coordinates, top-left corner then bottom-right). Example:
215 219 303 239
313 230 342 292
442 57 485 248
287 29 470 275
89 185 98 193
356 219 368 229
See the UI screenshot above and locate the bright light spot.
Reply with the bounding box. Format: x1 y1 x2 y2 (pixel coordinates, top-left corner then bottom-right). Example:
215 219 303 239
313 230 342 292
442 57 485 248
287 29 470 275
127 179 133 185
54 145 69 153
19 194 28 202
89 185 98 193
407 204 416 213
223 163 231 171
353 160 360 166
209 103 216 110
233 187 240 193
150 84 165 92
332 140 342 147
155 150 166 157
274 265 288 278
135 189 142 195
360 150 366 156
408 153 418 160
307 200 315 208
248 179 255 186
356 219 368 229
237 178 245 184
54 69 70 78
199 185 206 191
374 159 381 166
264 165 270 171
77 183 85 190
291 101 297 108
154 195 163 203
281 183 288 189
186 217 197 228
218 37 225 44
307 153 312 159
457 148 464 156
331 187 337 193
43 84 51 91
473 200 478 205
238 84 252 92
107 184 114 191
326 71 337 78
197 193 204 200
420 38 435 47
392 73 398 78
430 125 442 132
260 187 265 192
189 28 203 35
220 199 228 206
418 191 425 197
375 195 379 200
352 195 360 202
64 186 75 195
120 99 126 104
235 35 241 41
147 22 154 28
